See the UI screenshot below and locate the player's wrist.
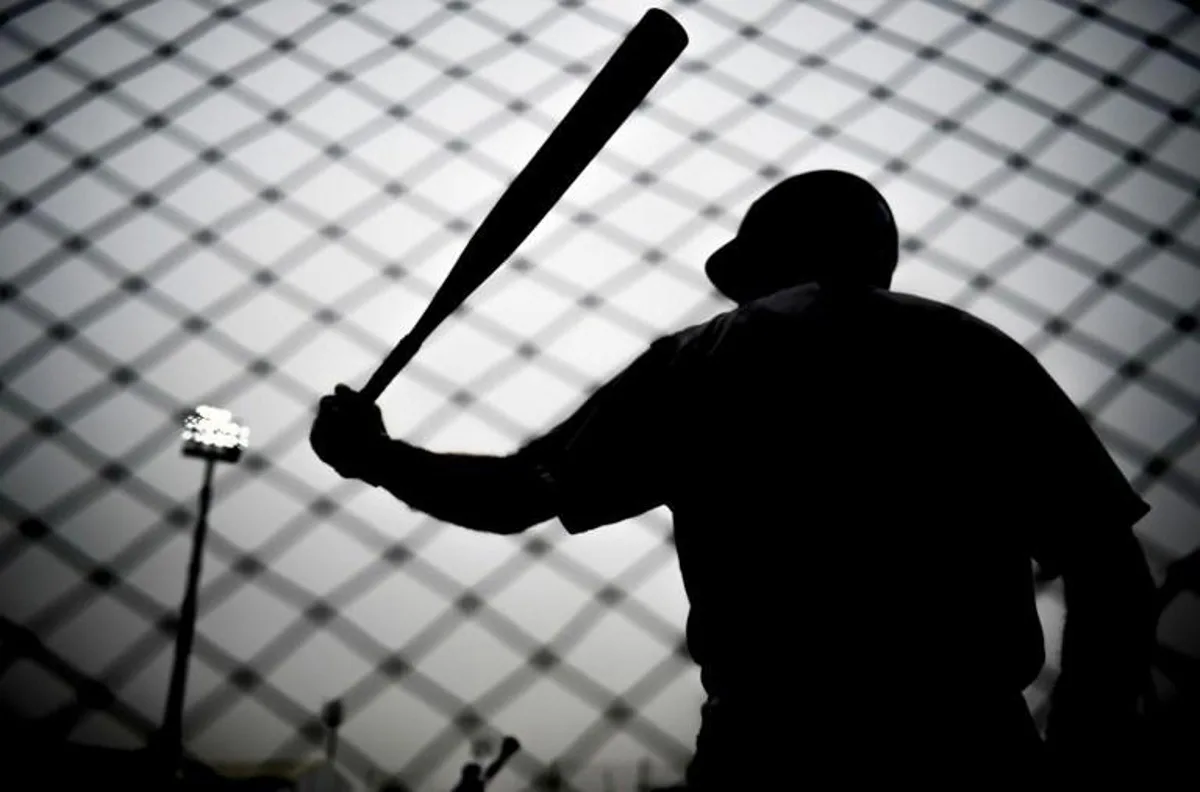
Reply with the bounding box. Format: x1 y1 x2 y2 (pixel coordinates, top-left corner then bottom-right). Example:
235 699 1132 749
357 434 394 487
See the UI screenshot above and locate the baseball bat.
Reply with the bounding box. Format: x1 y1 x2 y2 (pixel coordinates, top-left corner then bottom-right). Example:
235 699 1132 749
360 8 688 401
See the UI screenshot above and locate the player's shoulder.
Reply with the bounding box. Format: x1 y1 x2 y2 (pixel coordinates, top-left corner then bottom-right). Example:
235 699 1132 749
882 289 1036 361
655 301 749 361
663 283 822 346
879 288 995 329
654 285 1039 372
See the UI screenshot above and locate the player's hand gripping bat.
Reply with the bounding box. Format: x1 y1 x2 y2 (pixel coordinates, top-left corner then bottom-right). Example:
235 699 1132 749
359 8 688 401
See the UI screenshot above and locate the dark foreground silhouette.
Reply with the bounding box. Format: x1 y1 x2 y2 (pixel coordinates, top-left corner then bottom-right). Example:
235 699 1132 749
313 170 1157 787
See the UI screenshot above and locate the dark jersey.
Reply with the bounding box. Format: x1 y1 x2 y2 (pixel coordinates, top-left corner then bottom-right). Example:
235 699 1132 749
518 283 1149 715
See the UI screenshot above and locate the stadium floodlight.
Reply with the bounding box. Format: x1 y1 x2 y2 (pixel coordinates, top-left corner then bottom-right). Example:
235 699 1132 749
181 405 249 462
156 405 249 782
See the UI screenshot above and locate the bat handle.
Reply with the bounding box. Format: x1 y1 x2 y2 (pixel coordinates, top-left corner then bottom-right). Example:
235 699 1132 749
361 331 423 402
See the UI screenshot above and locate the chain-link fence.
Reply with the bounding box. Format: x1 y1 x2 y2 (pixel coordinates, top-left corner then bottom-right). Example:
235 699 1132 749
1 0 1197 789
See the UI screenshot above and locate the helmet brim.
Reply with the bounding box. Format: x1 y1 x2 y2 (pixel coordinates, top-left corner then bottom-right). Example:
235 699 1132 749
705 239 755 304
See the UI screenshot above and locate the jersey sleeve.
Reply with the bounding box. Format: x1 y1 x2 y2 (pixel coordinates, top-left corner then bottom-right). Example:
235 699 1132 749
999 343 1151 575
515 334 695 534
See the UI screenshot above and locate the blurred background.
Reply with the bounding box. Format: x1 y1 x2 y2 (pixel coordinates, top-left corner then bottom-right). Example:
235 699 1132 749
0 0 1197 789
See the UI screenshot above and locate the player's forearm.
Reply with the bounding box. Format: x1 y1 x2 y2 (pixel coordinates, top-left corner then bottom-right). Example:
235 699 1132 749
365 439 556 534
1052 531 1156 726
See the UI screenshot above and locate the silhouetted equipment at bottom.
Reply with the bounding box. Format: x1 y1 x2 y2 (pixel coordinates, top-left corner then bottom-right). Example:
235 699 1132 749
452 735 521 791
295 699 351 791
3 539 1196 788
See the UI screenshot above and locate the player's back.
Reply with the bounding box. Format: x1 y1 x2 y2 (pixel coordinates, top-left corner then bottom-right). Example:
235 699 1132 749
666 283 1048 760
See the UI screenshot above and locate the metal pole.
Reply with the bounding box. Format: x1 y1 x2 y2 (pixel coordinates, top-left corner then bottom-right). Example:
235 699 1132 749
158 456 216 777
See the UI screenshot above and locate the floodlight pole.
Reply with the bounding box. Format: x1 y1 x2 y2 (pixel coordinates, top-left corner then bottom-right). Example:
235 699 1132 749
158 455 215 775
155 406 248 784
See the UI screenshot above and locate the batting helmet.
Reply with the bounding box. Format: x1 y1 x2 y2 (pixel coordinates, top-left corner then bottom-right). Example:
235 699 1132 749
705 170 900 304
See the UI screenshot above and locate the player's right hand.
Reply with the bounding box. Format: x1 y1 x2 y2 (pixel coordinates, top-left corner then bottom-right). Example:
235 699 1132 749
310 384 390 484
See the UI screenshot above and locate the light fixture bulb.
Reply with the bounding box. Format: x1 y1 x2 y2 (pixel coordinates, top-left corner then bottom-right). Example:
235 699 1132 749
181 404 249 462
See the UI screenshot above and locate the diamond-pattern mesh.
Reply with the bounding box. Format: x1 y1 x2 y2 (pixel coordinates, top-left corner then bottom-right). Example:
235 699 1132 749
1 0 1197 789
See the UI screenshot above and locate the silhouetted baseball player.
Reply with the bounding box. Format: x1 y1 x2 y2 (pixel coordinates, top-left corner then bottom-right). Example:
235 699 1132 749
311 170 1155 787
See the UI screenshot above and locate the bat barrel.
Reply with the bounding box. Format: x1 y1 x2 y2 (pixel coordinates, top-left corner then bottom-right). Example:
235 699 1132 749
360 9 688 401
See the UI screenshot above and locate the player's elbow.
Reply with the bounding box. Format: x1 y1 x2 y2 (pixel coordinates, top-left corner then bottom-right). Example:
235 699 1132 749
482 456 557 535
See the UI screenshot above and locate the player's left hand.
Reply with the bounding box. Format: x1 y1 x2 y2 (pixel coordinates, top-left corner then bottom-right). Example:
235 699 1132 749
310 384 390 483
1045 681 1143 782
